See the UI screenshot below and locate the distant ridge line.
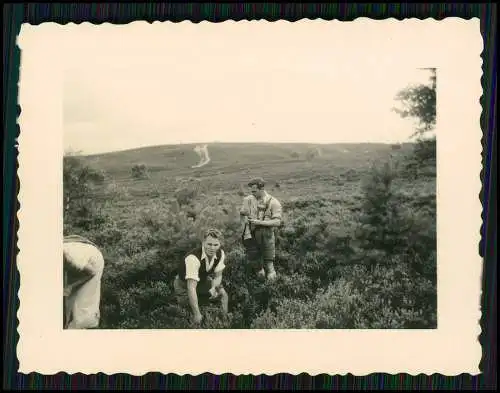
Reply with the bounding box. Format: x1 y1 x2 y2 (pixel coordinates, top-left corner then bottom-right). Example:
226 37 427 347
73 141 413 158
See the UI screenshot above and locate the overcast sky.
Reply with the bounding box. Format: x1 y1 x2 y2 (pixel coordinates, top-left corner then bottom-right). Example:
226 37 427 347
63 22 433 155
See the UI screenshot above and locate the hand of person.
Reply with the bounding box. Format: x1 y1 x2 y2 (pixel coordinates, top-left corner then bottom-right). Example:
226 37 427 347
208 287 218 300
192 312 203 325
248 218 262 226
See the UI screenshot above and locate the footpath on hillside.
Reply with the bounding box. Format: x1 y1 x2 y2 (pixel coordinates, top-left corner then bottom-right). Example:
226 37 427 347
191 144 211 168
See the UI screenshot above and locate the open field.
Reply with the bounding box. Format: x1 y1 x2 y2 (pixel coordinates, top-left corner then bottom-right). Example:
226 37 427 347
65 141 437 329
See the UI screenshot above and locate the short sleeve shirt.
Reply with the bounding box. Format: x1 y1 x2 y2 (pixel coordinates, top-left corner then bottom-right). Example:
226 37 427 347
241 194 282 221
258 194 282 221
240 195 258 218
184 249 226 282
266 195 282 220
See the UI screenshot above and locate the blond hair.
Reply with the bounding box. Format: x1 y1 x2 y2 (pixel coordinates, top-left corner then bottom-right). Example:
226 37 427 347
203 228 223 242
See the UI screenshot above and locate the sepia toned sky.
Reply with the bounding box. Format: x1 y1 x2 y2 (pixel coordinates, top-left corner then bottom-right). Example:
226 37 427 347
63 21 434 155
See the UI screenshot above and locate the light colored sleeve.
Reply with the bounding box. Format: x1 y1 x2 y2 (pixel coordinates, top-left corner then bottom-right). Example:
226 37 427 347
213 249 226 274
240 196 251 216
270 198 283 220
184 255 201 281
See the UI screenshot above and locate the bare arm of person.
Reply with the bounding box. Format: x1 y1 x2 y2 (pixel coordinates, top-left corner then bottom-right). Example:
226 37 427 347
209 270 223 296
186 278 202 323
209 271 229 315
219 287 229 315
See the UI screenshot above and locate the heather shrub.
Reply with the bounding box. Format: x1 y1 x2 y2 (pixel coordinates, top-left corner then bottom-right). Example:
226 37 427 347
64 145 436 330
131 163 149 179
251 278 364 329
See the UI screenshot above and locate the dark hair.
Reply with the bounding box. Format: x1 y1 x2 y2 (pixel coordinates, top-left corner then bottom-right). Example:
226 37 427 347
248 177 265 189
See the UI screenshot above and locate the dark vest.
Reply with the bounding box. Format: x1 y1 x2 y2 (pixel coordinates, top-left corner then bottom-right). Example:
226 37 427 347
178 247 223 283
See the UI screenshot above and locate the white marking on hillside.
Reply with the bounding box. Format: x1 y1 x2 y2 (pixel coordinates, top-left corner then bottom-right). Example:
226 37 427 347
191 144 211 168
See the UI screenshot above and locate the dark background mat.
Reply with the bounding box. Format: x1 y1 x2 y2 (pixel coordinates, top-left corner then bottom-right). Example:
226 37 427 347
3 3 497 391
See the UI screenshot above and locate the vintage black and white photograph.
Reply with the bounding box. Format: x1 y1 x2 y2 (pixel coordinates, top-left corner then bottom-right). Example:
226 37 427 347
61 23 438 331
16 17 484 376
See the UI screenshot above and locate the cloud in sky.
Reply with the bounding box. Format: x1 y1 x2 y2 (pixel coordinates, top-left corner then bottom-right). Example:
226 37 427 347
62 21 434 155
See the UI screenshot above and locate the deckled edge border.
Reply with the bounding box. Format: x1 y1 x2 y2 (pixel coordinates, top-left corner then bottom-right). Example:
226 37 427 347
7 3 495 390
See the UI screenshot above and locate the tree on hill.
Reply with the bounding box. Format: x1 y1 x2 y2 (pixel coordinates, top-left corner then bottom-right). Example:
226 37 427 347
392 68 436 140
63 153 106 234
392 68 437 172
131 163 149 179
306 148 321 161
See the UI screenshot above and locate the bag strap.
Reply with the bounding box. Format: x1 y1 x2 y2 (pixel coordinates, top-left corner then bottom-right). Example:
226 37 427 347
264 196 273 218
252 195 273 218
242 196 277 238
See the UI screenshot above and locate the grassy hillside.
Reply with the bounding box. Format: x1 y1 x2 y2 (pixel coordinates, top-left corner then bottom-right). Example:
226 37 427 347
79 142 416 200
65 141 437 330
82 142 411 176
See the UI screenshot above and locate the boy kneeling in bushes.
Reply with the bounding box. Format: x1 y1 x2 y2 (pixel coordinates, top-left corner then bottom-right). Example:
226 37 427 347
173 228 229 324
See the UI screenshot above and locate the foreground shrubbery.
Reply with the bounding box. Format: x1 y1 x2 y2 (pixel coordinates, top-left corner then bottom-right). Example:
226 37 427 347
64 145 437 329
